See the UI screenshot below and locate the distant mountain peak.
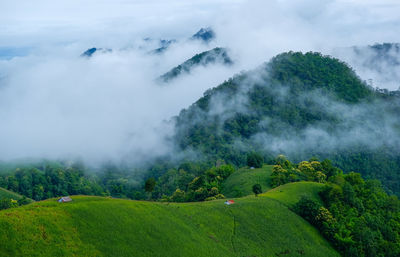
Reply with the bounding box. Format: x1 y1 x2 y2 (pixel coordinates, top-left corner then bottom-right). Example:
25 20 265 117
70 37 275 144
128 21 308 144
159 47 233 83
80 47 111 58
149 39 177 55
191 27 215 43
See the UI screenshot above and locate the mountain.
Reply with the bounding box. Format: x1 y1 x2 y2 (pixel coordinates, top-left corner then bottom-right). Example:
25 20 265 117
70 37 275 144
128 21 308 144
149 39 177 54
80 28 216 57
172 51 400 195
0 193 339 257
80 47 111 57
191 28 216 43
159 47 233 82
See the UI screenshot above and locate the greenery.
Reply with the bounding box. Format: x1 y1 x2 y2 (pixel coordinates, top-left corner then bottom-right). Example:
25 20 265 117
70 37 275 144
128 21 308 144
247 152 263 168
221 165 272 198
1 50 400 256
158 164 234 202
144 178 156 193
264 181 326 207
252 184 262 196
0 195 339 257
267 157 400 257
0 162 105 201
0 187 33 210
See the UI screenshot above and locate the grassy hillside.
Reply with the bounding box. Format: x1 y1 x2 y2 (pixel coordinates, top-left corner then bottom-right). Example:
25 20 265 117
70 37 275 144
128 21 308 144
0 187 31 202
221 165 273 197
0 195 339 257
263 182 325 207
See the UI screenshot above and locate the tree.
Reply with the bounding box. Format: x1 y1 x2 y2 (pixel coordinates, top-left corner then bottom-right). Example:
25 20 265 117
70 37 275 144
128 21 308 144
144 178 156 193
252 184 262 197
247 152 263 168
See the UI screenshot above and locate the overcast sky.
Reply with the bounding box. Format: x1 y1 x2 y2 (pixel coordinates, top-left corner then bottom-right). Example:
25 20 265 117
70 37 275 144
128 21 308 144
0 0 399 164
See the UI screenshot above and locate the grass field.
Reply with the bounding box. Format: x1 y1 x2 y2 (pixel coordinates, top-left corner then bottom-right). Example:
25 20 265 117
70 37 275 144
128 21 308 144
221 165 273 197
0 194 339 257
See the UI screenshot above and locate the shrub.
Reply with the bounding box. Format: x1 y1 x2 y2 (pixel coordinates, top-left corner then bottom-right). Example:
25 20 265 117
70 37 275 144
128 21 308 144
247 152 263 168
252 184 262 197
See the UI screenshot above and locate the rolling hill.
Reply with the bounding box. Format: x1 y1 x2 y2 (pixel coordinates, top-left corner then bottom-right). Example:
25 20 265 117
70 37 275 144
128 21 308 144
0 192 340 257
263 181 326 207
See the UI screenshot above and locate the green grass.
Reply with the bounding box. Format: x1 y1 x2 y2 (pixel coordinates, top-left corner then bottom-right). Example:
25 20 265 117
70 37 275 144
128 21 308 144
221 165 273 197
263 182 326 207
0 195 339 257
0 187 32 202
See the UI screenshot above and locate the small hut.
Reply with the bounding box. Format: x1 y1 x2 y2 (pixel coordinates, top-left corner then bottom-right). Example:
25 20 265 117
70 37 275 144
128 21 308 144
224 200 235 205
58 196 72 203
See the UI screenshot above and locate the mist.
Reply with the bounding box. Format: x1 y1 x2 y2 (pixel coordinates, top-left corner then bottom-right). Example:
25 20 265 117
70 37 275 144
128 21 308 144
0 0 400 165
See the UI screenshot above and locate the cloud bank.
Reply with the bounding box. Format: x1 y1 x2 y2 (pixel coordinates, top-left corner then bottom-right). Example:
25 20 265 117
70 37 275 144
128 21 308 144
0 0 399 164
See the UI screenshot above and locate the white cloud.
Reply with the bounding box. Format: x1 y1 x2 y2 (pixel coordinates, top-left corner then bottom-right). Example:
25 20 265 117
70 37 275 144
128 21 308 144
0 0 399 164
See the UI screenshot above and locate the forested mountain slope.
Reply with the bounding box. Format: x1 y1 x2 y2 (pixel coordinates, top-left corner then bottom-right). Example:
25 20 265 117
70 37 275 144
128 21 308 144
173 51 400 195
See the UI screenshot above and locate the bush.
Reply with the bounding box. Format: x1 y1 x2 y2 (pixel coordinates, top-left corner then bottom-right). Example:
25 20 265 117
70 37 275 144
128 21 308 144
247 152 263 168
293 196 321 226
252 184 262 196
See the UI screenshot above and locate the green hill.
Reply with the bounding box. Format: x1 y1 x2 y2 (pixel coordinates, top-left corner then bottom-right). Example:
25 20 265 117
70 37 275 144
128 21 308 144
0 187 31 202
263 181 325 207
0 195 339 257
221 165 273 197
173 51 400 195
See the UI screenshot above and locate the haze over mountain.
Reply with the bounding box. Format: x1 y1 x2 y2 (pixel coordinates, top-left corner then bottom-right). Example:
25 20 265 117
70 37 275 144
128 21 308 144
0 0 400 166
1 2 400 256
333 43 400 90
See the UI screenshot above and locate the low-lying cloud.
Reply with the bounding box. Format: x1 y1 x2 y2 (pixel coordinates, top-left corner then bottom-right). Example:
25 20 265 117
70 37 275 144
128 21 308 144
0 0 399 165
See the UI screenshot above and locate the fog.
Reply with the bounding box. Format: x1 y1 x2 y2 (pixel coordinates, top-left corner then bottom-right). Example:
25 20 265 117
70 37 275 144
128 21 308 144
0 0 399 165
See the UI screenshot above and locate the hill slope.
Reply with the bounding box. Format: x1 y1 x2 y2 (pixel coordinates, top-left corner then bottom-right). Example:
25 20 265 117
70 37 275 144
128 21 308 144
263 181 326 207
221 165 273 197
0 187 31 202
0 195 339 257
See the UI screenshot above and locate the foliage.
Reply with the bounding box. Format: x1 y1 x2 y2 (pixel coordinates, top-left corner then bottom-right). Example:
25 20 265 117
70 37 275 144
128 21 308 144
0 163 105 201
293 171 400 257
252 184 262 196
221 165 273 197
247 152 263 168
270 157 338 187
144 178 156 193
